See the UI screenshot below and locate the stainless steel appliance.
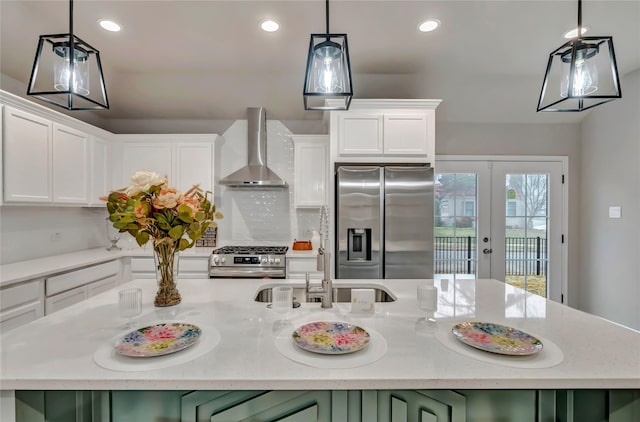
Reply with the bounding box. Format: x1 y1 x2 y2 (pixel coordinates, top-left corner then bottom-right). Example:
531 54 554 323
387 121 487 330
209 246 288 278
218 107 287 188
336 165 434 279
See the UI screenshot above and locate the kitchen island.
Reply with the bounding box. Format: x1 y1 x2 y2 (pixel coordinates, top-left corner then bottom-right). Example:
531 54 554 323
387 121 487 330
1 277 639 421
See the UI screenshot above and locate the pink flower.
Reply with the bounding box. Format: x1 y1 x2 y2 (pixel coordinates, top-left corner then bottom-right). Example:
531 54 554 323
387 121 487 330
133 200 149 218
181 197 202 217
153 188 183 210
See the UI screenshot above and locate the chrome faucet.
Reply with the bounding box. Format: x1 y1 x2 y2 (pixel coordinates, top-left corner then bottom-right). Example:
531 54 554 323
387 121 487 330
305 246 333 308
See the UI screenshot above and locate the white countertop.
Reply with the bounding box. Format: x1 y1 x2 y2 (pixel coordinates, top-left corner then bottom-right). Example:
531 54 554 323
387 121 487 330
0 247 215 287
1 277 639 390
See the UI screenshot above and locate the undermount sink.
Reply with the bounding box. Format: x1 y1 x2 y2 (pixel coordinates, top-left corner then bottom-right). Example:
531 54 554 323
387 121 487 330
254 284 396 303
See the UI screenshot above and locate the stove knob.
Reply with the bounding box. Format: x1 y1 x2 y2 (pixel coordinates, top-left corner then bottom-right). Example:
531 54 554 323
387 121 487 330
262 258 268 264
221 257 226 264
268 258 275 264
212 256 219 264
274 258 281 264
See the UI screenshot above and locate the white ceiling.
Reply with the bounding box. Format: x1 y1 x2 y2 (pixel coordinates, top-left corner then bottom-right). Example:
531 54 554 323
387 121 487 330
1 0 639 126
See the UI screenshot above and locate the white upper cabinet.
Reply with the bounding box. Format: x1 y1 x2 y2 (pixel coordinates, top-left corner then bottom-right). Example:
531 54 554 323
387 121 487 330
337 113 384 155
118 135 217 195
3 106 53 203
329 99 441 164
382 114 429 155
2 95 111 206
88 135 111 206
174 142 215 194
52 123 89 204
122 142 173 185
292 135 328 208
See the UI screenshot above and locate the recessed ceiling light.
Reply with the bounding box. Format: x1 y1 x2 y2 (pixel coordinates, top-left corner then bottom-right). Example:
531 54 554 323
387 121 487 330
98 19 121 32
418 19 441 33
260 19 280 32
563 26 589 39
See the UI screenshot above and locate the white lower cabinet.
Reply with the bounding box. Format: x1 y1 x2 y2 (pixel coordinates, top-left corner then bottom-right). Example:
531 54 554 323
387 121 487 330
0 279 44 333
44 260 121 315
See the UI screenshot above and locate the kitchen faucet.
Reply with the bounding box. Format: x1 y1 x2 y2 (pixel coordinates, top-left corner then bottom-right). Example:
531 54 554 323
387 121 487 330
305 246 333 308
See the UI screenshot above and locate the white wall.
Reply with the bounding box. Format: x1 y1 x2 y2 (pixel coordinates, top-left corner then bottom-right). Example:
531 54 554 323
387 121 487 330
0 206 109 264
579 69 640 330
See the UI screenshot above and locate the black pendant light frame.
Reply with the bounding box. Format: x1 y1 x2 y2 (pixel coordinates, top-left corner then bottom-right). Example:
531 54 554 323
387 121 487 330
303 0 353 111
537 0 621 112
27 0 109 110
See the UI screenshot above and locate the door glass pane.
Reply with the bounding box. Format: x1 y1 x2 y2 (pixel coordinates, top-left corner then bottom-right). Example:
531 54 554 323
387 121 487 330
504 174 548 297
435 173 477 278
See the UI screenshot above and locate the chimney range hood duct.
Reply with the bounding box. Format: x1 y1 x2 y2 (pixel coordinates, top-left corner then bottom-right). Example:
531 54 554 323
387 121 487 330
219 107 287 188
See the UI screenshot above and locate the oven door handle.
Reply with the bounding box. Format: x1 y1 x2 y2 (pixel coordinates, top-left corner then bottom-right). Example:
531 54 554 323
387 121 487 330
209 268 286 278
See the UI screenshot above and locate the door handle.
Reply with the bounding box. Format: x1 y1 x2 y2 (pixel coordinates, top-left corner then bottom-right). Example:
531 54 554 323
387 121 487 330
483 248 493 254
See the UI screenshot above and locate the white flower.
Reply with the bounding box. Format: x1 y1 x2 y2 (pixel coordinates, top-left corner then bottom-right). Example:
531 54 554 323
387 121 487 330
125 171 165 196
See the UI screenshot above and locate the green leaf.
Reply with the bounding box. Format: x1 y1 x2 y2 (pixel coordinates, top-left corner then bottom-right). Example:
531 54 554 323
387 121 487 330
135 231 150 246
168 225 184 240
178 212 193 224
178 238 190 251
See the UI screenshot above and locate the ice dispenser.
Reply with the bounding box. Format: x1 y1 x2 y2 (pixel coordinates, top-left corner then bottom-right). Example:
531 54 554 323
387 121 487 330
347 228 372 261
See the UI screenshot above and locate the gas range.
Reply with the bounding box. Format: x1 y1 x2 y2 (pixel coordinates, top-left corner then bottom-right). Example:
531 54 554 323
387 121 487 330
209 245 289 278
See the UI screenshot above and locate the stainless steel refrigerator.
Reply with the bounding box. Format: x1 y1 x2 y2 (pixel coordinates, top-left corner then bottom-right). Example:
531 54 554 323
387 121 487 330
336 165 434 279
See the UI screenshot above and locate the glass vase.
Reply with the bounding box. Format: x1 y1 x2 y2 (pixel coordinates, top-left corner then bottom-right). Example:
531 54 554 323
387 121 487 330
152 238 181 307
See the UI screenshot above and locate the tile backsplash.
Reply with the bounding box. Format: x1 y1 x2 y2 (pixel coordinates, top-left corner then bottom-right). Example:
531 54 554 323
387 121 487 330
214 118 323 246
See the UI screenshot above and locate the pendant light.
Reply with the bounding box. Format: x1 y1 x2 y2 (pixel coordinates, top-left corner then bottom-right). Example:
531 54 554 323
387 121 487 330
537 0 621 112
303 0 353 110
27 0 109 110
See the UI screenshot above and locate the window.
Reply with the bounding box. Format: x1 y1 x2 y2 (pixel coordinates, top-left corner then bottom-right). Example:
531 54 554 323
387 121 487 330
464 200 475 216
507 201 516 217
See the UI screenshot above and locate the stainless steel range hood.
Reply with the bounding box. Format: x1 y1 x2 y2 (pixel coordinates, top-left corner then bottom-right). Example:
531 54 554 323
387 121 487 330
219 107 287 188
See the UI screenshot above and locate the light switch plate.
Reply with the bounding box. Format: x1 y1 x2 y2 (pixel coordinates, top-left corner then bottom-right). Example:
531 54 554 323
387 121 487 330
608 206 621 219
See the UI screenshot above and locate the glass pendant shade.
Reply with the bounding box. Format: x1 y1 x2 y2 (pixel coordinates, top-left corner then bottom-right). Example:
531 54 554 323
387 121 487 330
537 0 621 112
53 43 90 96
303 0 353 110
27 0 109 110
304 34 353 110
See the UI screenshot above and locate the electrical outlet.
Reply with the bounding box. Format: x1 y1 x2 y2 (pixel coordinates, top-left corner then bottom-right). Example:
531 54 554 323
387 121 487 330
51 232 62 241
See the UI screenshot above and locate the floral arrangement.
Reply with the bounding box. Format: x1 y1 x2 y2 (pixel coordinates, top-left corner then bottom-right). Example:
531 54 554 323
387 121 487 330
105 171 222 250
105 171 222 307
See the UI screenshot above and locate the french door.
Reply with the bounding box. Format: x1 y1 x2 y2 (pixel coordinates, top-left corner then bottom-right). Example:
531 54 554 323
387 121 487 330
435 157 567 303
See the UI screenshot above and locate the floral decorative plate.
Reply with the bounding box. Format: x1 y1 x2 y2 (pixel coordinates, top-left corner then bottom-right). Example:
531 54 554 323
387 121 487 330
451 322 543 356
114 323 202 357
292 321 370 355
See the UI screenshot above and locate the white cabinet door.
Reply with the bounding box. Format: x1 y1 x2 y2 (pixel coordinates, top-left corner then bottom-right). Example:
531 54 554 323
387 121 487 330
383 114 429 155
120 138 215 194
292 135 328 208
122 142 173 182
337 113 384 155
0 279 44 332
89 136 110 206
45 287 87 314
2 106 53 203
174 142 214 194
86 275 118 297
52 123 89 203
